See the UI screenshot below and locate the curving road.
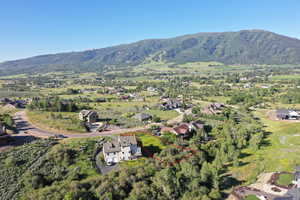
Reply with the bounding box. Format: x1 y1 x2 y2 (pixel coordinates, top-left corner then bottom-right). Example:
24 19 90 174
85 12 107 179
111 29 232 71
14 111 149 138
14 109 191 139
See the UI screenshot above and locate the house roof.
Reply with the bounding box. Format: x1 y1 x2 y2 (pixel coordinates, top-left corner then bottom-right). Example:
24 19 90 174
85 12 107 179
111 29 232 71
277 109 292 115
103 135 138 153
286 188 300 200
277 109 300 116
211 103 225 109
118 135 138 147
80 110 97 117
191 121 204 129
173 123 190 135
103 139 120 153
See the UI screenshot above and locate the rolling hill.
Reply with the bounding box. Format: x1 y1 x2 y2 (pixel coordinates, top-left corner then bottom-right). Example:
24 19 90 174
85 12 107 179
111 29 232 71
1 29 300 76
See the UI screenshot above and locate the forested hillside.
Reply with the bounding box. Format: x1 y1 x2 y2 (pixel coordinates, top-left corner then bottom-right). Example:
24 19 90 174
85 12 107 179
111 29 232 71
1 30 300 76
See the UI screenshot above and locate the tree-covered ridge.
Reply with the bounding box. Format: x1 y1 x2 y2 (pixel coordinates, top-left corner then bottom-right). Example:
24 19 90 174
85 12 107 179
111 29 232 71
1 30 300 76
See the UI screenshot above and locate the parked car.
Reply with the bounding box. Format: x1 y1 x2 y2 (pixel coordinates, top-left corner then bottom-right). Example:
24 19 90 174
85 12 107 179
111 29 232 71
54 134 68 139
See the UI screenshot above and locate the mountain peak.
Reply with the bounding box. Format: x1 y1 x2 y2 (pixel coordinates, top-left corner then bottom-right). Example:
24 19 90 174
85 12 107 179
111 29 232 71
1 30 300 76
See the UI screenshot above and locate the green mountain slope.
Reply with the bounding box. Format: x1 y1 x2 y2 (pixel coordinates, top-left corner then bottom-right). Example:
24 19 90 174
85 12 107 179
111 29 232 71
1 30 300 75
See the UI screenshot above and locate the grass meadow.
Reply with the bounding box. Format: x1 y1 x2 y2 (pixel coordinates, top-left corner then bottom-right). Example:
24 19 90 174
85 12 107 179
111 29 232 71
229 109 300 183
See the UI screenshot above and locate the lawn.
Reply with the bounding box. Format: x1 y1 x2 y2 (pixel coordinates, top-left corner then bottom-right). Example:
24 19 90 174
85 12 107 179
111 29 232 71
120 132 166 167
276 173 294 186
229 109 300 183
27 110 86 133
136 132 166 151
245 194 260 200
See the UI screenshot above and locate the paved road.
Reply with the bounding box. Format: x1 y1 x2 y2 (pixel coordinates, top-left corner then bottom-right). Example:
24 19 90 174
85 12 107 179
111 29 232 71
14 108 190 139
14 111 148 138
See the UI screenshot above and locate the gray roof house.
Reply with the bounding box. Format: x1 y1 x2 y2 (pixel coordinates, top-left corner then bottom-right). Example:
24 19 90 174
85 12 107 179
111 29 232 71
79 110 99 123
103 135 142 165
276 109 300 120
161 99 183 110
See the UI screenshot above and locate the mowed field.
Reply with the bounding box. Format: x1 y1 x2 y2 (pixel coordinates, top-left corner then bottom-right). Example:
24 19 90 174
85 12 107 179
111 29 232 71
230 109 300 183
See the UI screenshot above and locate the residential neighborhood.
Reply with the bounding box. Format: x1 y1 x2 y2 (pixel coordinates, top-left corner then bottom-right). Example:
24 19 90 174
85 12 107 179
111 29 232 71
1 4 300 199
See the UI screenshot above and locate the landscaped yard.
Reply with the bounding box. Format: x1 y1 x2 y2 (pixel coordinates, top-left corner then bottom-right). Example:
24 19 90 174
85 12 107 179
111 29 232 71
136 132 166 151
120 132 166 167
276 173 294 186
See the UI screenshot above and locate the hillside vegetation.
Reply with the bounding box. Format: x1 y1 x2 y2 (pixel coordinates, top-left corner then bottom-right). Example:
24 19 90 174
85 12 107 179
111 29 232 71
1 30 300 76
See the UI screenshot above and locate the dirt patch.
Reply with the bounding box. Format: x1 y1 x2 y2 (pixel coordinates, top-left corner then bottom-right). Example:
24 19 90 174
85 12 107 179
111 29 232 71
250 172 288 196
232 186 279 200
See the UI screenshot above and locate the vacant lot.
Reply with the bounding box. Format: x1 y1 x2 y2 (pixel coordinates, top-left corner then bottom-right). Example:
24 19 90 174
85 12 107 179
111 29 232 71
27 110 86 133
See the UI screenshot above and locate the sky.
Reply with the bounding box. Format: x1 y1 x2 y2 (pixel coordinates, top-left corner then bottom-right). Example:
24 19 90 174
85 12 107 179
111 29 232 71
0 0 300 62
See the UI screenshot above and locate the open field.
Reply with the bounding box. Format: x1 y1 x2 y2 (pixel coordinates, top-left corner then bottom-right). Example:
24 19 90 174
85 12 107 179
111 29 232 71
229 109 300 183
27 110 86 133
270 74 300 80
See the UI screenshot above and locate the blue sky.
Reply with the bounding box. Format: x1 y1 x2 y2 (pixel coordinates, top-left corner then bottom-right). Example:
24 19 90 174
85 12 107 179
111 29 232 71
0 0 300 62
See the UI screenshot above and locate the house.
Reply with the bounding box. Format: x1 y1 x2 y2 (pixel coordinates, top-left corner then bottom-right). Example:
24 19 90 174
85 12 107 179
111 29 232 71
79 110 99 123
210 103 225 110
244 83 252 88
205 103 226 114
147 87 157 92
0 98 27 108
161 99 183 110
103 135 142 165
133 113 152 122
173 123 192 138
276 109 300 120
162 121 204 139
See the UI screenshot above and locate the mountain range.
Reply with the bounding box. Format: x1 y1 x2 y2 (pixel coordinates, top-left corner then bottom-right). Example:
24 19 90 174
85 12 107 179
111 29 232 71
1 29 300 76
